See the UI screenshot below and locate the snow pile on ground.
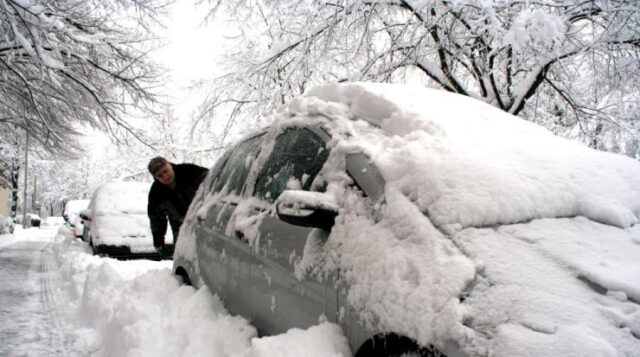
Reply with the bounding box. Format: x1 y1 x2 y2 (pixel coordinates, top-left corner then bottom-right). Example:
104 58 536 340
0 225 57 248
50 232 350 357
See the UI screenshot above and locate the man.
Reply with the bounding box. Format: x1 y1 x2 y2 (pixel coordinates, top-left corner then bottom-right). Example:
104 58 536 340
147 156 208 257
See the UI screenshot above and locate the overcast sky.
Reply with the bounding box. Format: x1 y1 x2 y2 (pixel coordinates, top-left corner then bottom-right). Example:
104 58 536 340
154 2 224 119
161 4 219 82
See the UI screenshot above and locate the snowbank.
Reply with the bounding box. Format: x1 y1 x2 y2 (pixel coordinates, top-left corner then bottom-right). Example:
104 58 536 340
50 233 350 356
0 226 55 248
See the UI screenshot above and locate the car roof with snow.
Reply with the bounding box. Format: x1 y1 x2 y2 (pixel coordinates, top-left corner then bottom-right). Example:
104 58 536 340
88 181 156 251
64 199 90 216
183 82 640 356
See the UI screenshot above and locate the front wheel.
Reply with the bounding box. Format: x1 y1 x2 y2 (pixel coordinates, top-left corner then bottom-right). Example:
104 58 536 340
174 267 192 286
89 237 98 255
355 333 446 357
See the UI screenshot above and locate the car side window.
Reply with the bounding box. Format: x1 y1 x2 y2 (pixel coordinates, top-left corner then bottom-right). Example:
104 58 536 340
211 135 263 195
254 128 329 202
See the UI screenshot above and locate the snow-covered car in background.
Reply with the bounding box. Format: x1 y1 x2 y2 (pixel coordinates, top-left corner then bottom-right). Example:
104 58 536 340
41 216 65 228
63 199 90 237
82 181 171 259
0 215 14 234
23 213 41 228
174 83 640 357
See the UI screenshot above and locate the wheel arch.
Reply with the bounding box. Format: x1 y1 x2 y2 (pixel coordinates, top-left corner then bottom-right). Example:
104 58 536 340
354 332 446 357
174 265 192 286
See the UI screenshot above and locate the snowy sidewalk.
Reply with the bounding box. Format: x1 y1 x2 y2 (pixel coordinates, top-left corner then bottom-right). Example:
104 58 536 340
0 227 94 356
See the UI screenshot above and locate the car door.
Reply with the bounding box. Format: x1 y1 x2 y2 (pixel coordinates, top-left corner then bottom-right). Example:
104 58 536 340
240 127 340 335
195 134 263 319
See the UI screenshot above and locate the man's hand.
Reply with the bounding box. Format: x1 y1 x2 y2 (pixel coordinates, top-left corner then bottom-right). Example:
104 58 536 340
156 245 173 259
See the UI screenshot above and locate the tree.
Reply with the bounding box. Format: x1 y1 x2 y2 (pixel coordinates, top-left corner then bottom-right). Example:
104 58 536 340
0 0 169 156
201 0 640 157
28 104 223 216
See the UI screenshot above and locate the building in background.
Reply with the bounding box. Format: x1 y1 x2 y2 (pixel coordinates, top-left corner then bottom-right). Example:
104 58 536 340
0 169 10 217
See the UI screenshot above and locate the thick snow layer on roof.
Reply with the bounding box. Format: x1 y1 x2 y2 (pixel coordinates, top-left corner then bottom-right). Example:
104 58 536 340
90 181 169 251
298 82 640 230
64 199 90 222
454 217 640 356
38 231 351 357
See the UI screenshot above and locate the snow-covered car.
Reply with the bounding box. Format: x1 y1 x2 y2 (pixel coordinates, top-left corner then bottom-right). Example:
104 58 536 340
173 83 640 357
41 216 66 228
0 215 14 234
63 199 90 237
23 213 41 228
82 181 171 259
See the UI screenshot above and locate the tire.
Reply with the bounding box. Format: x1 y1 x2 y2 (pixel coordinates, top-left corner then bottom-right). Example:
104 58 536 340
90 237 98 255
355 333 446 357
175 267 192 286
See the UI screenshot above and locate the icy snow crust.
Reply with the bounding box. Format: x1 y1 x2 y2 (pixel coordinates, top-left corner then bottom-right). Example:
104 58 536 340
179 83 640 356
89 181 164 252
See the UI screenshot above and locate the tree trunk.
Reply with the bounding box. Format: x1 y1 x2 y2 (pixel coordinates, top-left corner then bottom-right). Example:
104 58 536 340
10 161 19 219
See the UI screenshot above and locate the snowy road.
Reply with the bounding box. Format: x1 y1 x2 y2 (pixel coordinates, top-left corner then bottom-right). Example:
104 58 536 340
0 233 93 356
0 227 349 357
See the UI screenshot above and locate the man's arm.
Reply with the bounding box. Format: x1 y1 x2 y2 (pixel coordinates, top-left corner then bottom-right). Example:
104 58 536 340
148 191 168 248
182 163 209 185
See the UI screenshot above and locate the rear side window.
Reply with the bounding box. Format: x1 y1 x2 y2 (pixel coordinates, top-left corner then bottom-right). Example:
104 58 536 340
211 135 263 195
254 128 328 202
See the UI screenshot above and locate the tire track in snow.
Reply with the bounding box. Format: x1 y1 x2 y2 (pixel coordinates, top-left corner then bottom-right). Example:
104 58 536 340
39 244 72 355
0 239 89 356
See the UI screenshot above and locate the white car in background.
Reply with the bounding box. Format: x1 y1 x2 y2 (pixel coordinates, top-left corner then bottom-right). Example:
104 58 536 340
41 216 66 228
63 199 90 237
23 213 41 228
82 181 171 259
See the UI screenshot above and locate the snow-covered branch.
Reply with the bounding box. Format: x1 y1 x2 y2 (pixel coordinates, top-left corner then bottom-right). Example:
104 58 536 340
199 0 640 158
0 0 169 157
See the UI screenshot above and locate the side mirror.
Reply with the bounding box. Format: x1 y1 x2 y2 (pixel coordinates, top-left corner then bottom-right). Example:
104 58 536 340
275 190 338 232
79 209 92 221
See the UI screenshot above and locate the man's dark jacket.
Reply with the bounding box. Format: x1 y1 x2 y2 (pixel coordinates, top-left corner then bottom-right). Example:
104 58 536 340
148 163 208 247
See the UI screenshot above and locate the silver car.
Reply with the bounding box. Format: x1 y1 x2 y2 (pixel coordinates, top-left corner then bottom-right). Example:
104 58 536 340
174 83 640 357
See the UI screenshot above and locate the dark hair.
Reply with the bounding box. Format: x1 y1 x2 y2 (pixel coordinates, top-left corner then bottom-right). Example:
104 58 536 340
148 156 169 175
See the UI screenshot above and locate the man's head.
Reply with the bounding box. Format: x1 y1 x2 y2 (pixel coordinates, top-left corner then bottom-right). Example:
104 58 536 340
148 156 175 186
